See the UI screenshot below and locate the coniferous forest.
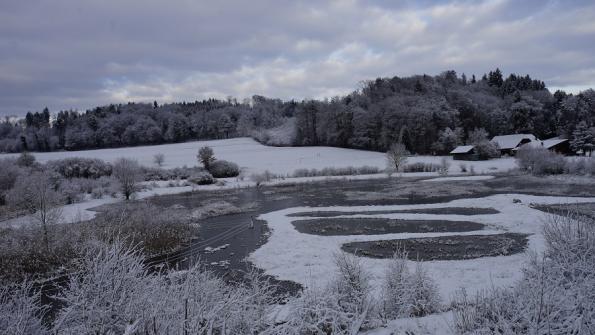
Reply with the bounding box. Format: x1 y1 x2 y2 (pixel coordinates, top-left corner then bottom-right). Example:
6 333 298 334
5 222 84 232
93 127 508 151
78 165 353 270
1 69 594 154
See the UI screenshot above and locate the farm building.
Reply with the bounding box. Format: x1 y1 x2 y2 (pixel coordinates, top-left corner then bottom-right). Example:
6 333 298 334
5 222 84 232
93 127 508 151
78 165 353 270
491 134 538 156
450 145 479 160
542 137 572 155
513 137 573 155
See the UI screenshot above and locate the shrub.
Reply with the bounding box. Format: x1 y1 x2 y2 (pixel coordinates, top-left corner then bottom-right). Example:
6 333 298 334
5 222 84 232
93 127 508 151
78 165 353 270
250 170 277 186
142 166 206 181
16 152 36 167
516 146 566 175
438 157 450 176
459 163 468 173
474 141 500 160
188 171 215 185
402 162 441 173
208 160 240 178
274 252 378 334
452 210 595 333
48 157 112 179
153 153 165 167
0 282 48 335
292 166 380 178
381 249 441 320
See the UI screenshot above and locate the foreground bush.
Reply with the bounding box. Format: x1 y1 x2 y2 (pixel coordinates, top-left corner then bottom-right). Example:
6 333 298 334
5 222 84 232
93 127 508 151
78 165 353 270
0 282 48 335
452 210 595 334
0 240 276 334
381 249 441 320
208 159 240 178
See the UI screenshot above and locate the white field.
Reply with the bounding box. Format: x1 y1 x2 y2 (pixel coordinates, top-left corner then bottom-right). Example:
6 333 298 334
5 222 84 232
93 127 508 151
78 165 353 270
251 194 595 334
0 137 517 175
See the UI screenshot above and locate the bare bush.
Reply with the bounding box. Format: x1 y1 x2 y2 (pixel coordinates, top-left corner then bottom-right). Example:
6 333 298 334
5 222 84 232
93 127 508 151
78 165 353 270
16 152 36 167
153 153 165 167
402 162 442 172
250 170 277 186
90 203 197 254
452 210 595 334
438 157 450 176
274 253 377 334
516 146 566 175
112 158 142 200
6 171 63 250
292 166 380 178
381 249 441 320
52 240 277 334
0 282 48 335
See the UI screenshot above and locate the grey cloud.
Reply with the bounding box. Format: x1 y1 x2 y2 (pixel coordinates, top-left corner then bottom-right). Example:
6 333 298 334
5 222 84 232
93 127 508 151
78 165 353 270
1 0 594 115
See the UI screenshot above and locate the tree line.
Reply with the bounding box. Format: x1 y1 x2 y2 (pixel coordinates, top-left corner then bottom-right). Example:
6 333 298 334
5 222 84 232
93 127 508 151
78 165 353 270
1 68 594 154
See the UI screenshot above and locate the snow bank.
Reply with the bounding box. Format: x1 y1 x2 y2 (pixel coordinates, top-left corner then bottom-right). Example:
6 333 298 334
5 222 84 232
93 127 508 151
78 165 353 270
0 137 517 175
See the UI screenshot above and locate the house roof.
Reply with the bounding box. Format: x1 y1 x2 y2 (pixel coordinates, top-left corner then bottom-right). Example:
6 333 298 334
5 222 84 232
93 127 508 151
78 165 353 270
542 137 568 149
491 134 537 150
512 137 569 151
450 145 475 154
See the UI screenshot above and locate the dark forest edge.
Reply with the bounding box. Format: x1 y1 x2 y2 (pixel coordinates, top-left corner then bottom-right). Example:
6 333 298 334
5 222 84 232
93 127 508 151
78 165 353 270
1 68 594 155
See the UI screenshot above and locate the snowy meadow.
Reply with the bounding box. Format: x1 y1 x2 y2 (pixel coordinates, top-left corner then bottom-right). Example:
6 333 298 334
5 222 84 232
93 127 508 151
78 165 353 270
1 139 594 335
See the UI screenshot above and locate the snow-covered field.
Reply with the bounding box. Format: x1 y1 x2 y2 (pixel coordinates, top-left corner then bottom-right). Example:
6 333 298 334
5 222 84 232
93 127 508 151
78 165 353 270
250 193 595 334
0 137 517 175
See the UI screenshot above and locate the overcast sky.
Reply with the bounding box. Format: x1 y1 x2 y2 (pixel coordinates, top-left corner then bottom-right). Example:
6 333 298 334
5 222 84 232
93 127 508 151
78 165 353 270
1 0 594 116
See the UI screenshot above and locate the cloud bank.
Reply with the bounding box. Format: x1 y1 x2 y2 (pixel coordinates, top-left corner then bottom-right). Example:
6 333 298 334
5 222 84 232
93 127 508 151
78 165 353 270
1 0 594 115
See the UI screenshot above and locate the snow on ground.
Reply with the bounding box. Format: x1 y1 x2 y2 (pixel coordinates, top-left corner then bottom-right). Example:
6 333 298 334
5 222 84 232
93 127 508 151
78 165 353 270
250 194 595 303
421 175 495 182
0 137 517 175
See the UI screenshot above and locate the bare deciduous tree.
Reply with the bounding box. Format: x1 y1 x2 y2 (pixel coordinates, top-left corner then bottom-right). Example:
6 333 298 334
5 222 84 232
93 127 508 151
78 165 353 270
386 143 409 173
153 153 165 167
112 158 142 200
6 171 63 250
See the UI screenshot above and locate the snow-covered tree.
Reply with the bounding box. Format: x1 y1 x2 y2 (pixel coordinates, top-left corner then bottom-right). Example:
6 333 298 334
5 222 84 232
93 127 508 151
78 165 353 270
197 146 215 169
570 121 595 156
432 127 463 154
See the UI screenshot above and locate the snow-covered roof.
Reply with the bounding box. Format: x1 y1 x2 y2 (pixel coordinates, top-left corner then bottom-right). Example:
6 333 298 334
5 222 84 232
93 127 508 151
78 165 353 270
542 137 568 149
512 137 569 151
450 145 475 154
491 134 537 150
